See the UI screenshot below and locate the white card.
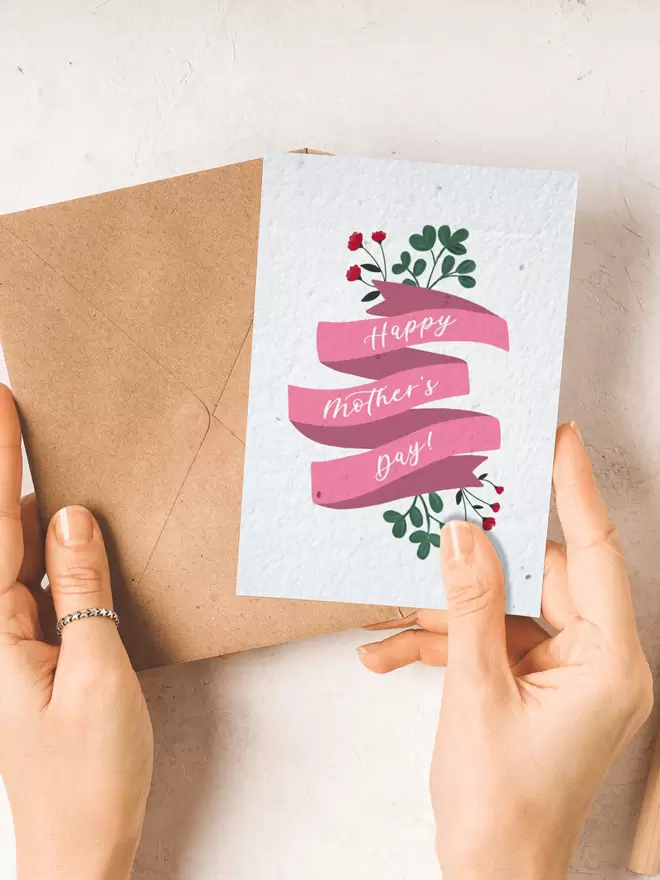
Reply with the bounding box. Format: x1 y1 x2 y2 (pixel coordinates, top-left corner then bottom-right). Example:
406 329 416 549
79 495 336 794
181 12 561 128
237 154 577 615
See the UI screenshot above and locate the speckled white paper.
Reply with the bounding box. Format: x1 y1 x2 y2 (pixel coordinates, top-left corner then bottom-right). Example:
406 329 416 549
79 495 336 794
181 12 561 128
237 154 577 615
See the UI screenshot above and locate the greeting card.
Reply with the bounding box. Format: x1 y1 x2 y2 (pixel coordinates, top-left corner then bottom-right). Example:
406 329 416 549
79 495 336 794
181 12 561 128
237 154 577 614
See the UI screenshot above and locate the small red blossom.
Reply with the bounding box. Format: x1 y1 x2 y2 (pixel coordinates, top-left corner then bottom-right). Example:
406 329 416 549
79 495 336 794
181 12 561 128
491 502 501 513
371 230 386 243
348 231 363 251
482 517 496 531
346 265 362 282
495 485 504 495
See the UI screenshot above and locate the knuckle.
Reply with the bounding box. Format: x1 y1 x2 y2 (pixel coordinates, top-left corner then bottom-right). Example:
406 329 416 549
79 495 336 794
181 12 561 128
367 657 392 675
0 503 21 523
580 524 624 559
602 525 624 557
449 577 498 619
607 647 654 721
53 566 104 596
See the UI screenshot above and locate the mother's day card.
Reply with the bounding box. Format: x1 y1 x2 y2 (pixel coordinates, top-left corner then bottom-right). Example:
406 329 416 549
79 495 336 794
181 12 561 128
237 154 577 615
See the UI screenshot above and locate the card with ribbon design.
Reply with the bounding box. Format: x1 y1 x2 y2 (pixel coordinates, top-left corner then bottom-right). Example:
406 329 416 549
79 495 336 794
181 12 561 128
237 154 577 614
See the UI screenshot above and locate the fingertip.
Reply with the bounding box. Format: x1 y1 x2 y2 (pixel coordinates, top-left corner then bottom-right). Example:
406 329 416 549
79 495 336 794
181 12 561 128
45 505 114 629
363 611 419 631
357 644 387 674
18 494 45 589
49 505 97 548
442 519 476 560
553 421 614 553
556 421 582 441
357 640 408 674
358 630 449 673
441 519 499 581
0 384 21 444
554 422 589 476
568 420 584 445
0 383 14 405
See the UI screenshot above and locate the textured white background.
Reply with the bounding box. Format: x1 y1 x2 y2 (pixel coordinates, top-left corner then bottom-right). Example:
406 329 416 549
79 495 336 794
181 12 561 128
2 2 660 878
239 154 576 614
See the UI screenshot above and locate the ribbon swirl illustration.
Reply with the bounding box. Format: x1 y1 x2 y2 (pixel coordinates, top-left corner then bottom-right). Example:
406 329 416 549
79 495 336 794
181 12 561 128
288 281 510 510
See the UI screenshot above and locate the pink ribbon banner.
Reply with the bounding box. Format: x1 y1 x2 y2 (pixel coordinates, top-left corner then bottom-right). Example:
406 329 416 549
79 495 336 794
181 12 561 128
288 281 509 509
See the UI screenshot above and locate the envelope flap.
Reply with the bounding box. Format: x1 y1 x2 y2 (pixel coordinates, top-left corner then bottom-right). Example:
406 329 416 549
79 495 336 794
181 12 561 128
2 160 260 408
0 225 210 662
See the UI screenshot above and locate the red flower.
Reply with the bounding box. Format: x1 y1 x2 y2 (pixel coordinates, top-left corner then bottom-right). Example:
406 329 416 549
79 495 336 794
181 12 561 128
371 230 386 243
348 232 363 251
483 517 496 531
346 265 362 282
491 502 501 513
495 485 504 495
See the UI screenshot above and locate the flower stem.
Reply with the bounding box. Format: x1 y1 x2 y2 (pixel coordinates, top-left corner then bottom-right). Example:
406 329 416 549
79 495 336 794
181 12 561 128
418 494 431 533
425 247 446 289
405 266 420 286
463 488 487 506
378 241 388 281
358 277 377 290
462 493 468 521
462 491 486 522
428 270 460 290
402 495 420 518
361 244 384 278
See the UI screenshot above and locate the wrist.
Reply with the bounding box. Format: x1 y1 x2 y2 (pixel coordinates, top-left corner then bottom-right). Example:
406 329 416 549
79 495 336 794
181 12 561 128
17 831 141 880
443 854 570 880
439 838 572 880
445 867 568 880
437 809 578 880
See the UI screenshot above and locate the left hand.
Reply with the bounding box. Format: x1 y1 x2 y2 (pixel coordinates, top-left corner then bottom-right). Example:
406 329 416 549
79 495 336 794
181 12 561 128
0 385 153 880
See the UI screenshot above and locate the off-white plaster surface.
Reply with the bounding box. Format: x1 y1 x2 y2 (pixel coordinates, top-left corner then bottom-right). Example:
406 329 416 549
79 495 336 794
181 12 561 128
2 2 660 877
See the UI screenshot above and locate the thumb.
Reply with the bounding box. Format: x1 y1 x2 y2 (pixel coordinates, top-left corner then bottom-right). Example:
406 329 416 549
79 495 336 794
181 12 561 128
46 506 122 657
441 520 511 685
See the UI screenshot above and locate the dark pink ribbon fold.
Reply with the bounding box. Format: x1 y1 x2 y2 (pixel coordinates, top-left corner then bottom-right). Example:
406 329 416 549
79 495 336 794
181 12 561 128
289 281 509 509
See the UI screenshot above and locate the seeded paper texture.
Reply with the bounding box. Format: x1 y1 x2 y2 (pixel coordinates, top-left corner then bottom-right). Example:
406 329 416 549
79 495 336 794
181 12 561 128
237 154 577 615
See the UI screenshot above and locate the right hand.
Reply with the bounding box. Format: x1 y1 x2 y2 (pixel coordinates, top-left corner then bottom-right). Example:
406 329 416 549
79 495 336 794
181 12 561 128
0 385 153 880
360 423 653 879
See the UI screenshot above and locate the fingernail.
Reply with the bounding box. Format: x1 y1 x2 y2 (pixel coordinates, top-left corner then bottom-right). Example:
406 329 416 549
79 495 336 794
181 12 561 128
357 645 372 657
55 506 93 547
446 520 475 561
569 420 584 445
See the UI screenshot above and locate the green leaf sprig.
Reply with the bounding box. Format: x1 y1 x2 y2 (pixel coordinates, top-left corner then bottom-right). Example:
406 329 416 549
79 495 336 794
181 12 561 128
383 492 444 560
391 225 476 289
383 476 504 559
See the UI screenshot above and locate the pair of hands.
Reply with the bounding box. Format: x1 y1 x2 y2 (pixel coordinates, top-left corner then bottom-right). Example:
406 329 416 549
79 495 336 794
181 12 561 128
0 383 653 879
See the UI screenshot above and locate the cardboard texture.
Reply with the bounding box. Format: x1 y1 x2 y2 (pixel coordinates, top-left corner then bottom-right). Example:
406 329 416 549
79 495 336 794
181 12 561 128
0 152 398 670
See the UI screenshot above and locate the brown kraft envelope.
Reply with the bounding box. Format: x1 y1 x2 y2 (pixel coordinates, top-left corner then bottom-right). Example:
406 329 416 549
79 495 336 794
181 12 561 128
0 152 400 670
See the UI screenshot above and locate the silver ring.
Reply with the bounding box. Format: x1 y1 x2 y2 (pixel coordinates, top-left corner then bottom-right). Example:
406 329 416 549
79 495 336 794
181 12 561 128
56 607 119 638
